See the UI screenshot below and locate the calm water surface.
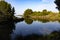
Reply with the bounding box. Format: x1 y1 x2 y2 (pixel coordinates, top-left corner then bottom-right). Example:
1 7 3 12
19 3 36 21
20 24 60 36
0 20 60 40
11 21 60 40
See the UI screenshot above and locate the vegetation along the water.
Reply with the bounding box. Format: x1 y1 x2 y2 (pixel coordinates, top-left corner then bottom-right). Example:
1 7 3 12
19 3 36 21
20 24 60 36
0 0 60 22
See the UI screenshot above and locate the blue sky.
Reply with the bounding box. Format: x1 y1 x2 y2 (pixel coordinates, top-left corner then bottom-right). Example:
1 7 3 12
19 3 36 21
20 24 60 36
5 0 58 15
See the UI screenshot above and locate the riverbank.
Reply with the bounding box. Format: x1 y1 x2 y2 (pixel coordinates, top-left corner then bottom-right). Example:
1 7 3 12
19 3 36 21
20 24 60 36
30 13 60 21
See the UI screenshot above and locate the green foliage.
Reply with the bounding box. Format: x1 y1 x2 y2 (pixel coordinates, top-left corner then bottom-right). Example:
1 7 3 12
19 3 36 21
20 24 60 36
24 9 33 17
24 9 52 17
41 9 49 15
23 9 60 21
0 1 11 14
0 1 15 21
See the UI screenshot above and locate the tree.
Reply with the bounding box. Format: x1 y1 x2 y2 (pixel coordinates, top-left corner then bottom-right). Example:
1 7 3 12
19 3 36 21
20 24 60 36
54 0 60 11
0 1 11 14
24 9 33 17
11 7 15 16
42 9 48 15
0 1 15 21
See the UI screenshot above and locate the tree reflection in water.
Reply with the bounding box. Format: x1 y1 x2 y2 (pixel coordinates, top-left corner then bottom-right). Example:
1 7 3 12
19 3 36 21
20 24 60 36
24 18 33 24
0 18 60 40
0 21 15 40
14 18 60 40
15 30 60 40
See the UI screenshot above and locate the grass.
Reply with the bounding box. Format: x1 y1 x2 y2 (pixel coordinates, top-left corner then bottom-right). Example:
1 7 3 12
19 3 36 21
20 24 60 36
30 13 60 21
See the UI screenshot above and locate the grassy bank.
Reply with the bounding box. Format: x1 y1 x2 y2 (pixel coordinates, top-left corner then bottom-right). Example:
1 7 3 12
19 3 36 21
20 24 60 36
30 13 60 21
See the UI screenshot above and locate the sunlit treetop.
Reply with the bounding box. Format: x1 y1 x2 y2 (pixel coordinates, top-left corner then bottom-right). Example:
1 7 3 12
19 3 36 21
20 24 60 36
0 0 5 1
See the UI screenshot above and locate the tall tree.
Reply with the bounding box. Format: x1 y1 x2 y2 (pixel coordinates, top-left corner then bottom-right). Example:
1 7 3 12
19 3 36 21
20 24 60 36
0 1 15 21
11 7 15 16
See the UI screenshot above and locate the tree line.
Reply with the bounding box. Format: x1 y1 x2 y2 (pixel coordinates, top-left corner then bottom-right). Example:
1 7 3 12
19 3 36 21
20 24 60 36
24 9 54 16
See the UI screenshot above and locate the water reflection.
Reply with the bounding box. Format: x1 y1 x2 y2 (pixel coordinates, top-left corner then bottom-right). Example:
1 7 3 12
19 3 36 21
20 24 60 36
24 18 33 24
15 30 60 40
37 19 49 23
0 21 15 40
0 18 60 40
24 17 50 24
11 18 60 40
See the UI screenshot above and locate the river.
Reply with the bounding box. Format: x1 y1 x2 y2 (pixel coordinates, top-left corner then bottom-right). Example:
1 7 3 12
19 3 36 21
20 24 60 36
0 19 60 40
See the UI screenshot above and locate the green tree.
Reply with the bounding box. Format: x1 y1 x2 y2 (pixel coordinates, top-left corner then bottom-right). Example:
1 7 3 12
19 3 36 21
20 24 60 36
42 9 48 15
0 1 15 21
24 9 33 17
0 1 11 14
